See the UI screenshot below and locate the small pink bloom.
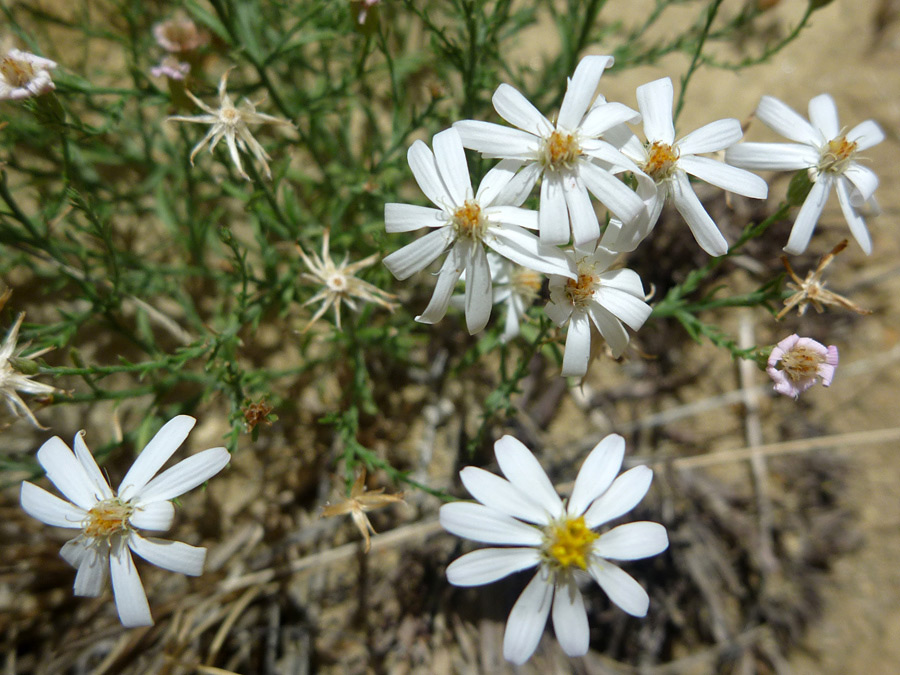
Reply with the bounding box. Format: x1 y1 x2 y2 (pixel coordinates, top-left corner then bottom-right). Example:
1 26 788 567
150 57 190 81
0 49 57 101
153 17 209 53
766 334 839 398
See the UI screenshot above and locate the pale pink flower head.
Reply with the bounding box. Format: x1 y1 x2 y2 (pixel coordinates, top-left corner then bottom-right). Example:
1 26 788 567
766 334 838 398
150 56 190 81
153 17 209 53
0 49 57 101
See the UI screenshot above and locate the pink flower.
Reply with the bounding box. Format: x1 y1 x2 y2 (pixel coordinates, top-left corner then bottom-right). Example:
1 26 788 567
153 17 209 53
150 56 190 81
766 334 838 398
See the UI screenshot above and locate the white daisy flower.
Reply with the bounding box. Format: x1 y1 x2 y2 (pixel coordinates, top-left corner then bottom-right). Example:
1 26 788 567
453 55 646 248
544 245 651 378
19 415 230 627
489 255 544 342
0 48 57 101
0 312 60 429
382 127 575 335
614 77 768 256
725 93 884 255
167 69 294 180
440 434 668 664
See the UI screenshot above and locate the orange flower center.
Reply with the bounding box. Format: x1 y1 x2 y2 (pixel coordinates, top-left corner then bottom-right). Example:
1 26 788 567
511 267 543 302
779 345 826 382
565 273 596 307
541 130 581 171
0 56 36 87
818 135 858 174
83 499 133 540
452 200 485 239
643 141 679 181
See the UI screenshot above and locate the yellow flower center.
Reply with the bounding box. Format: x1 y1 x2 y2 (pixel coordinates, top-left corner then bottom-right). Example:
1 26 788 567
511 267 543 302
452 200 486 239
818 135 858 175
82 499 133 540
326 272 348 293
643 141 679 181
543 516 599 571
541 130 581 171
565 273 596 308
779 345 826 382
0 56 36 87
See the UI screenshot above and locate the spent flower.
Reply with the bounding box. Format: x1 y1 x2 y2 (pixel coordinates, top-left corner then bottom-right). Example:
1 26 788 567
777 239 870 319
0 48 57 101
167 69 294 180
725 93 884 254
322 469 404 552
1 311 60 429
544 245 651 377
19 416 230 627
454 55 646 248
441 434 667 664
766 334 838 398
612 77 768 256
297 229 397 332
382 127 575 334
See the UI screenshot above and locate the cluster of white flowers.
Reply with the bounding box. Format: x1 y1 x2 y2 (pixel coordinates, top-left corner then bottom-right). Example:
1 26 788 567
382 55 883 379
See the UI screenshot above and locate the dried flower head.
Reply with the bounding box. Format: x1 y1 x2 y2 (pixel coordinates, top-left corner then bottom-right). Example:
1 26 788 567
153 16 209 53
167 69 294 180
777 239 871 319
767 334 838 398
0 48 57 101
297 229 397 332
0 309 60 428
321 470 404 552
242 399 274 431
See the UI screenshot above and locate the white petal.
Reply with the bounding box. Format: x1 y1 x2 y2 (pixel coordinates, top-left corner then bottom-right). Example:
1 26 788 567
545 295 574 326
484 204 538 230
485 160 541 207
384 203 445 233
842 163 878 204
558 55 613 130
503 573 553 665
581 139 643 173
588 560 650 617
846 119 885 152
784 175 832 255
415 242 465 324
593 287 651 332
678 155 767 199
755 95 820 146
128 534 206 576
593 522 669 560
493 435 564 516
563 175 600 247
476 158 526 207
580 101 641 138
134 447 230 504
724 143 817 171
636 77 675 145
579 161 644 225
561 309 592 377
36 436 98 511
584 465 653 528
677 118 743 155
129 500 175 531
464 244 492 334
460 467 552 525
60 538 91 568
439 502 543 546
446 547 541 587
597 267 645 296
117 415 196 502
20 482 85 528
486 225 575 278
808 93 840 140
73 545 109 597
73 430 114 501
383 226 455 280
109 539 153 627
407 139 453 208
453 120 541 160
551 583 589 657
539 174 570 246
586 302 629 357
492 83 552 137
670 171 728 256
568 434 625 517
836 178 872 255
432 128 473 206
